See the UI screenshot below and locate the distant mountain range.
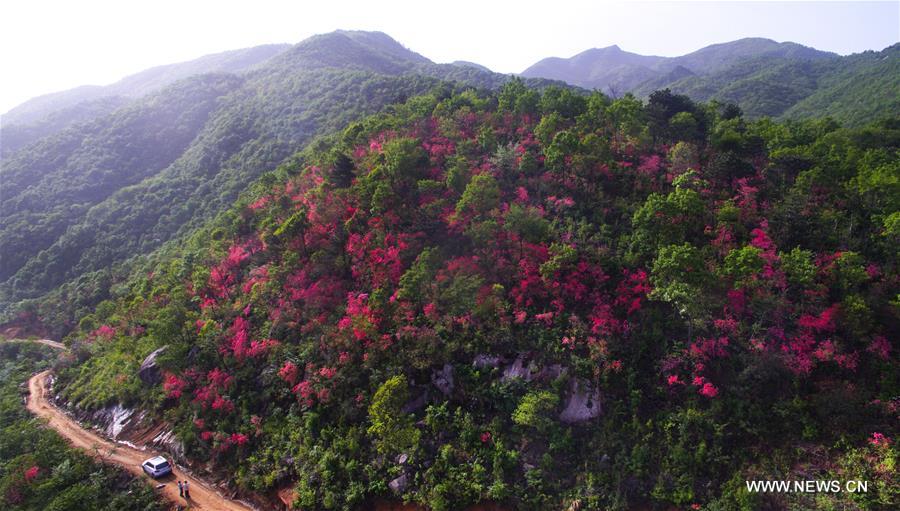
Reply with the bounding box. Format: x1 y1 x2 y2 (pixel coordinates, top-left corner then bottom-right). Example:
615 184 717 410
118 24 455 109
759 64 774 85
521 37 899 124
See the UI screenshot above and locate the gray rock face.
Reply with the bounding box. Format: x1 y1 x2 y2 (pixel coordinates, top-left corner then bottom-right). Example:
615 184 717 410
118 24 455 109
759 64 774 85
502 355 568 382
388 473 409 493
502 354 533 381
536 363 566 381
431 363 455 396
150 428 186 462
559 379 602 423
472 354 502 369
138 346 167 386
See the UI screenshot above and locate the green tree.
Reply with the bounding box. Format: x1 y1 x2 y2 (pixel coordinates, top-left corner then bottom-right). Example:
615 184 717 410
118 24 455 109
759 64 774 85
368 375 420 455
456 174 500 217
512 390 559 432
651 243 711 340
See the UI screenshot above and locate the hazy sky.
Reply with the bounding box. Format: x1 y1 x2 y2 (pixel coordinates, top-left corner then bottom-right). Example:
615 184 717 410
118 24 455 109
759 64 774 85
2 0 898 114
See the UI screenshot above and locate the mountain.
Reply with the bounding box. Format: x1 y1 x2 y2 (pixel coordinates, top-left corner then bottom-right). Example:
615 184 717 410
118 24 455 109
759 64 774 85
0 44 289 156
521 38 836 92
0 30 561 331
669 37 835 74
51 83 899 511
521 38 899 124
522 44 668 94
2 44 289 126
451 60 492 72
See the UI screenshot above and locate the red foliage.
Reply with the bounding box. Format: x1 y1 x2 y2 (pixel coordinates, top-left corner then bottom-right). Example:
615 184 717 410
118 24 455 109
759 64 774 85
279 361 299 385
689 336 731 362
699 382 719 398
89 324 116 342
23 465 39 483
615 268 651 315
211 395 235 413
636 154 662 179
228 433 249 446
869 432 891 448
867 335 891 360
667 374 683 386
163 372 187 399
797 304 839 332
207 368 234 390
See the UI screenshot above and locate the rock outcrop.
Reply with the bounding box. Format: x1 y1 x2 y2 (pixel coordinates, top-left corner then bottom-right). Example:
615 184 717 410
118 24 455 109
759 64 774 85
138 345 167 385
559 379 602 423
431 363 455 396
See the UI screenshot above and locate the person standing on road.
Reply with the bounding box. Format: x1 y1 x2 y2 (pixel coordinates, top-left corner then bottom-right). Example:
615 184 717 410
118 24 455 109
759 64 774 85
178 480 184 497
184 480 190 499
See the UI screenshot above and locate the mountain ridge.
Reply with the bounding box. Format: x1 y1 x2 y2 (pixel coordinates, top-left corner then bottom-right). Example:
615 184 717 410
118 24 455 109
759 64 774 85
2 43 290 125
520 37 896 123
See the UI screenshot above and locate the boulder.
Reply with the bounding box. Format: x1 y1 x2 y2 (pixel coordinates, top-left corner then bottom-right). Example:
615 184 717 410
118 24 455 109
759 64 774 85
138 346 167 386
388 473 409 493
559 379 602 423
431 363 455 396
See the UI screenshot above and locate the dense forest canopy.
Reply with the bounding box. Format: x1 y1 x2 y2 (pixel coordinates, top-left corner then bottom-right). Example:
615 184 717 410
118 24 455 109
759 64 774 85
52 82 899 510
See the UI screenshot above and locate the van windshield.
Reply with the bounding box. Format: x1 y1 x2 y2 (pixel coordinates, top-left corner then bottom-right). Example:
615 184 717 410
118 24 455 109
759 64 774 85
155 461 170 469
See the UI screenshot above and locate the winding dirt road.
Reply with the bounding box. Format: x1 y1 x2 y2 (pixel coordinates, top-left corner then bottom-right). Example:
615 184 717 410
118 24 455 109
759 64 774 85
19 340 255 510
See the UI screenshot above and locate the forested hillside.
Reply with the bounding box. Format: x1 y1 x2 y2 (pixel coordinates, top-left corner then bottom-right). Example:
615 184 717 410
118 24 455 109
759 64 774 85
522 38 899 125
0 31 560 334
0 96 130 158
1 43 288 126
56 83 898 510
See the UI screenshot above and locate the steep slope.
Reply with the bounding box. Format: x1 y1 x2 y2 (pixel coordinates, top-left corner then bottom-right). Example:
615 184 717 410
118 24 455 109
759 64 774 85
0 73 244 284
0 44 289 156
783 43 900 125
0 95 130 157
0 31 561 328
55 85 898 511
634 55 824 117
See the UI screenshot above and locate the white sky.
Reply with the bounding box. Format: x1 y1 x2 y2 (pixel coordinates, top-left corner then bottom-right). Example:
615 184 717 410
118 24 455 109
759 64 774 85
2 0 898 114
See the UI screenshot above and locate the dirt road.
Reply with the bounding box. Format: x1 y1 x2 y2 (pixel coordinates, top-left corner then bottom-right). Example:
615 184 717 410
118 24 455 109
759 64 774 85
3 337 66 350
27 368 255 510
